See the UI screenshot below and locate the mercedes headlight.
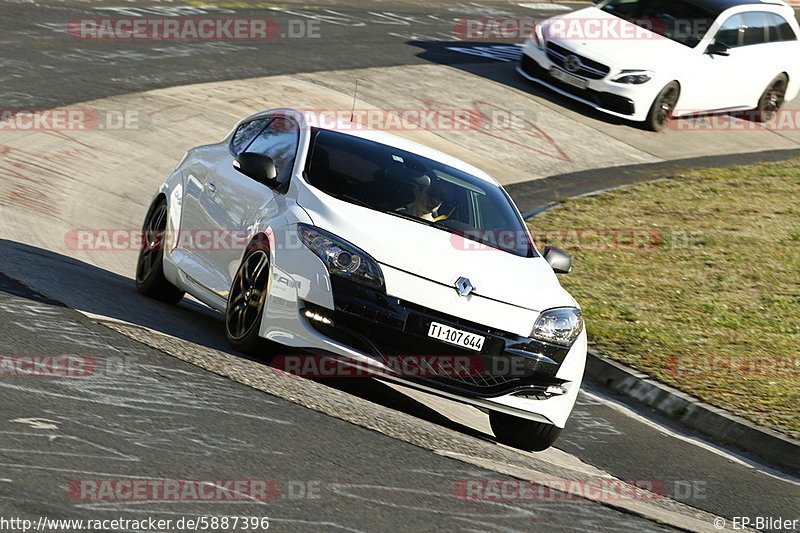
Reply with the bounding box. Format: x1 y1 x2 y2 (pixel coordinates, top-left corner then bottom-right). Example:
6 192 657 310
531 307 584 346
612 70 654 85
298 224 385 291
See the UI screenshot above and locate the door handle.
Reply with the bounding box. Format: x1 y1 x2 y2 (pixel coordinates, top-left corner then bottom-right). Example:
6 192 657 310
204 182 217 194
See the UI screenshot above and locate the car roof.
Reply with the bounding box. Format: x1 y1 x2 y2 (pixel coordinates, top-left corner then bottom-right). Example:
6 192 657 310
244 108 499 186
688 0 789 16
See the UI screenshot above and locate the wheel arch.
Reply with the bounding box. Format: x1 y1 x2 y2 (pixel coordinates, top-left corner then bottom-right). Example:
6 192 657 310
225 234 277 352
776 71 795 100
230 230 276 286
668 79 682 97
246 232 273 253
145 192 168 215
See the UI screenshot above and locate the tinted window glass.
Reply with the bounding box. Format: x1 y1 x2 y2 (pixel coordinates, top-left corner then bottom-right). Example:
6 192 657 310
245 118 300 181
766 13 797 42
741 12 768 46
230 118 270 155
715 12 774 47
305 129 533 257
715 14 743 47
599 0 716 47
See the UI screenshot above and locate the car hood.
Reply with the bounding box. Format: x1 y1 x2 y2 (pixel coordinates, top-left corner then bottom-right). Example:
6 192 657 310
298 187 576 313
544 7 693 69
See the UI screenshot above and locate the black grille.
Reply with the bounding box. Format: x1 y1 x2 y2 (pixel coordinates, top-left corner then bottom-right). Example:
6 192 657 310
596 93 636 116
301 278 569 398
546 42 610 80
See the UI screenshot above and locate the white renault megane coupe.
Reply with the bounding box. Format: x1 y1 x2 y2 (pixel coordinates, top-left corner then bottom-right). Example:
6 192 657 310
136 108 586 451
518 0 800 130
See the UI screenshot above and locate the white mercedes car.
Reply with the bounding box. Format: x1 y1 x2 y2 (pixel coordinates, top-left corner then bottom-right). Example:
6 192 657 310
136 108 587 451
518 0 800 130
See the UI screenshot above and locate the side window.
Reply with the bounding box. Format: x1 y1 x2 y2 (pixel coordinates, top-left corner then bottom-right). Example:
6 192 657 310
741 12 768 46
245 117 300 181
230 118 270 155
766 13 797 42
715 14 743 47
716 12 770 47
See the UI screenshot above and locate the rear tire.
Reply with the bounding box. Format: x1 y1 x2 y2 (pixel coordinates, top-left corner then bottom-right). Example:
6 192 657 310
644 82 680 132
754 74 788 123
226 246 274 357
489 411 562 451
135 199 184 304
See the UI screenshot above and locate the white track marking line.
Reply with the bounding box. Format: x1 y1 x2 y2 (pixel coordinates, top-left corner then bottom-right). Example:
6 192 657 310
518 3 572 11
581 389 800 486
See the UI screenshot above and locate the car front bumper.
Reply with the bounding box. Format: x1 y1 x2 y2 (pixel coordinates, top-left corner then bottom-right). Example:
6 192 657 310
303 277 571 398
518 41 660 122
260 242 586 427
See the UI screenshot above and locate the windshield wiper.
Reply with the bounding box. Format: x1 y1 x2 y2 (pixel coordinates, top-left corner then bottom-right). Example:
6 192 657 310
383 210 437 227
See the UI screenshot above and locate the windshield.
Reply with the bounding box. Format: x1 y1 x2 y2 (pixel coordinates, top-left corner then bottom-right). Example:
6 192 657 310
304 129 534 257
598 0 716 48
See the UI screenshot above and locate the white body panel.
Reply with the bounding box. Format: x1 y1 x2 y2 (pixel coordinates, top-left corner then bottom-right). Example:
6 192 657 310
519 3 800 122
153 108 587 428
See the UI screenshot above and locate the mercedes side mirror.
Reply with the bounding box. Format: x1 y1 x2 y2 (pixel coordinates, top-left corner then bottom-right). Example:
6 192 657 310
706 42 730 56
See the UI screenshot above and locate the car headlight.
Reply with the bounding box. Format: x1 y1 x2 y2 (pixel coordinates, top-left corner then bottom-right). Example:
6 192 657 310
531 307 584 346
612 70 654 85
298 224 385 291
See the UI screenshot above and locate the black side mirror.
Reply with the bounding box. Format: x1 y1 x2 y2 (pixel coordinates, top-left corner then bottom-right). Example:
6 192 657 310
233 152 279 189
706 42 730 56
543 245 572 274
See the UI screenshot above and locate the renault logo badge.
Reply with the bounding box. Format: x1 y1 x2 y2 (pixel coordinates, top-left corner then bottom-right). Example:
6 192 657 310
454 277 474 297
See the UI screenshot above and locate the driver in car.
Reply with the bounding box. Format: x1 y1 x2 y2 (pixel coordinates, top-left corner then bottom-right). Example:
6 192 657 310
402 175 450 222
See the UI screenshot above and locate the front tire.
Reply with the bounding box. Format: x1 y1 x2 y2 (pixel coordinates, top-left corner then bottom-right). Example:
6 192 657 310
226 246 273 356
644 81 680 132
135 199 185 304
754 74 788 123
490 411 562 451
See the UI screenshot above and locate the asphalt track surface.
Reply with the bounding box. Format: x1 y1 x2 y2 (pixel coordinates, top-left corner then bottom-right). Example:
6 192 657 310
1 1 799 532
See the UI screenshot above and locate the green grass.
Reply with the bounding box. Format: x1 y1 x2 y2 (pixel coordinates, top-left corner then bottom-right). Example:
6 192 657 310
530 160 800 438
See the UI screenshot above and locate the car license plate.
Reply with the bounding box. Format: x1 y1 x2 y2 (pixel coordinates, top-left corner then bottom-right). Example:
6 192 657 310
550 68 589 89
427 321 485 351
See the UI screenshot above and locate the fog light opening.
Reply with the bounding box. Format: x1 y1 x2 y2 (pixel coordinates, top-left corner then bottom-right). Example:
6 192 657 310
303 308 333 326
